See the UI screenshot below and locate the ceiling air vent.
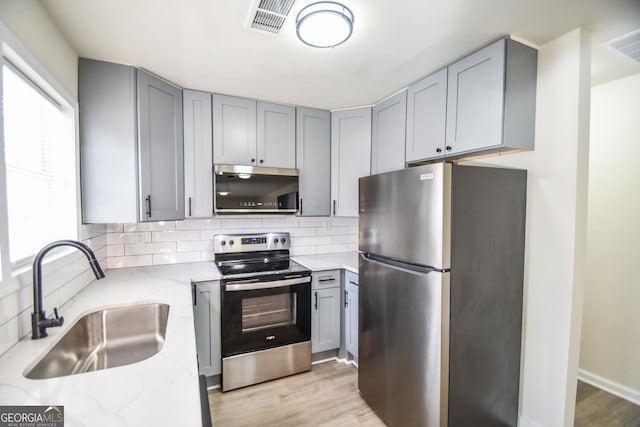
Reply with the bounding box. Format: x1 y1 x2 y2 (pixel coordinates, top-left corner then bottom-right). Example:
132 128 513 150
602 29 640 63
248 0 297 34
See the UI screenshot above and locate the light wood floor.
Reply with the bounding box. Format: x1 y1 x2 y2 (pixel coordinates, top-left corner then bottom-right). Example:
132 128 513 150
209 362 640 427
575 380 640 427
208 360 385 426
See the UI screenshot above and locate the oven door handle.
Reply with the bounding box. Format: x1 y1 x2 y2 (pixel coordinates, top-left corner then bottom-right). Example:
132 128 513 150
224 276 311 291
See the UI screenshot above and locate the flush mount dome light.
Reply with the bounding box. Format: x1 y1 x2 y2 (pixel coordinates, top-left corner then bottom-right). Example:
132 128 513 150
296 1 354 48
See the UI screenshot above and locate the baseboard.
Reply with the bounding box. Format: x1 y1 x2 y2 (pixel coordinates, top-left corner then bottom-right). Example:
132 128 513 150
312 356 358 369
518 415 544 427
578 369 640 406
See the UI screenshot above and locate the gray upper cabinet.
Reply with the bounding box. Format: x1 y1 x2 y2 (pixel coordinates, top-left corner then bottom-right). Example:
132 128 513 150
212 95 295 168
445 38 537 157
371 90 407 174
331 107 372 217
137 69 184 222
212 94 257 166
296 107 331 216
183 90 213 218
405 68 448 163
257 101 296 168
79 58 184 223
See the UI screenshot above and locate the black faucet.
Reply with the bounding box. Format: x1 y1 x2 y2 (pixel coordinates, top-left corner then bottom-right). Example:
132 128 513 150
31 240 106 339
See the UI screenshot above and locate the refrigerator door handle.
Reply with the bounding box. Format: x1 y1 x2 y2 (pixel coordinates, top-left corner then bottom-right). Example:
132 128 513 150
360 252 447 276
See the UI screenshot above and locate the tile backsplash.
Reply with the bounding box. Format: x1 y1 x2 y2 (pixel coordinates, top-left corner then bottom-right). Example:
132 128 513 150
106 216 358 269
0 216 357 356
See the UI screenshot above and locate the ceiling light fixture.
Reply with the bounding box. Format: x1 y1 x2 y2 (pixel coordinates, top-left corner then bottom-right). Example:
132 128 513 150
296 1 354 48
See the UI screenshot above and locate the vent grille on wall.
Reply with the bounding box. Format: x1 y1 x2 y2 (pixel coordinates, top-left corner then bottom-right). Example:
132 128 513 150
248 0 297 34
603 29 640 63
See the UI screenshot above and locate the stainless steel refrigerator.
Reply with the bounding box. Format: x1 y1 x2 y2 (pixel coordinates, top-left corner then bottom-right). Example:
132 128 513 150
358 162 526 427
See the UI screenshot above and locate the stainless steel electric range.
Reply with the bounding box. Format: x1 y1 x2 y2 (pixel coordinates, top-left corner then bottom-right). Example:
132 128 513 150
214 232 312 392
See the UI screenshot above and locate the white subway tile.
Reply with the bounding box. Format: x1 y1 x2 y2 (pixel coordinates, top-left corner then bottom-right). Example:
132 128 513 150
177 241 213 252
291 246 317 256
293 236 332 247
107 232 151 245
316 244 348 254
283 228 317 237
152 230 201 242
107 245 125 257
347 243 359 252
330 217 358 227
0 292 19 326
123 221 177 232
220 218 262 229
199 251 215 262
18 308 31 340
332 235 358 244
0 317 19 357
125 242 176 256
262 217 300 228
59 270 95 305
348 226 359 235
316 226 348 236
298 218 330 228
176 219 221 230
105 223 124 233
152 252 201 265
107 255 153 269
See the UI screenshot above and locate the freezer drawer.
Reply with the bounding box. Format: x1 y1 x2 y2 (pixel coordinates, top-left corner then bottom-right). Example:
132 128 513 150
358 253 449 427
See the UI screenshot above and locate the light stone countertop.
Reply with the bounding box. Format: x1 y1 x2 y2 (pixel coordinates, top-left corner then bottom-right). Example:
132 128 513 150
0 262 220 427
292 252 359 273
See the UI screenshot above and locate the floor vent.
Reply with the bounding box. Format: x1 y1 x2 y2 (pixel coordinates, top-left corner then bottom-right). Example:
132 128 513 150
248 0 297 34
602 29 640 63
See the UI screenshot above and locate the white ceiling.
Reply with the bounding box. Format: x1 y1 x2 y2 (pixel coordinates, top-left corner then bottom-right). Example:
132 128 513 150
40 0 640 110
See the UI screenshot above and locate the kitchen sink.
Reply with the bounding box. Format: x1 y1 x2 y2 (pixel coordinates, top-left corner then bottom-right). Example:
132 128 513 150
25 303 170 380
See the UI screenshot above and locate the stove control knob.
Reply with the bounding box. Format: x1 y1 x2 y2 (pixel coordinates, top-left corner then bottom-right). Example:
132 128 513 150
281 238 286 244
229 240 234 246
220 240 226 246
273 238 279 244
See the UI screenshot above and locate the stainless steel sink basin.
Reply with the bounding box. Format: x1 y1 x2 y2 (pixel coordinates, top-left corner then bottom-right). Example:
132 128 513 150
25 303 170 379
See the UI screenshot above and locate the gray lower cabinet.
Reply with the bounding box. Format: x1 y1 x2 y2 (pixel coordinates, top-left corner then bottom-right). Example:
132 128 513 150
405 68 448 163
371 90 407 174
311 270 341 353
192 280 221 377
331 107 372 217
212 94 295 168
296 107 331 216
445 38 537 158
183 90 213 218
79 58 184 223
344 271 358 359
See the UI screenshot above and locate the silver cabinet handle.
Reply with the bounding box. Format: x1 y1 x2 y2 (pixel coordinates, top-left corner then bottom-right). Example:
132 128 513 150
300 198 303 215
333 200 337 216
146 195 152 218
344 290 348 307
314 291 318 310
188 197 192 217
318 277 336 283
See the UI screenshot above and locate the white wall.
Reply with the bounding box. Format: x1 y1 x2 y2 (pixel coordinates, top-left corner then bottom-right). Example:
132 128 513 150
0 0 77 98
462 28 591 427
579 73 640 404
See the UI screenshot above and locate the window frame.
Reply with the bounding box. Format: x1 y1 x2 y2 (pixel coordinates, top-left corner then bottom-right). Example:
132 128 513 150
0 22 81 283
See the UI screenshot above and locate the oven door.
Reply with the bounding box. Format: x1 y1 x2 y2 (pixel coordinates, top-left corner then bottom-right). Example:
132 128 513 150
221 275 311 357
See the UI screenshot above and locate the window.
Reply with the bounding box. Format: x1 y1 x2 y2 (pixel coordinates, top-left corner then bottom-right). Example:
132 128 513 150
1 59 77 266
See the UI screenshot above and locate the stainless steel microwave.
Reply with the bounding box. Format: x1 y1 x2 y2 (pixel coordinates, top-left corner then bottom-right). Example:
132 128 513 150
213 164 299 214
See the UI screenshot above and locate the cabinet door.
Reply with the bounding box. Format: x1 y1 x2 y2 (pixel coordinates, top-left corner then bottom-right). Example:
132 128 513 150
446 39 505 155
345 280 358 359
79 58 138 223
406 68 448 162
193 281 221 376
312 286 341 353
183 90 213 218
212 94 257 166
296 107 331 216
137 69 184 222
331 107 372 217
257 101 296 168
371 90 407 174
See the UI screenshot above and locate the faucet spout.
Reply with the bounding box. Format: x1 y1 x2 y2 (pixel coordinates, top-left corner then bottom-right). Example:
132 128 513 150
32 240 106 339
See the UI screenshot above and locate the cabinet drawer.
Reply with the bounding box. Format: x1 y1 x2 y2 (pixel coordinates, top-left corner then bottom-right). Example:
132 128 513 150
345 270 358 287
312 270 341 289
